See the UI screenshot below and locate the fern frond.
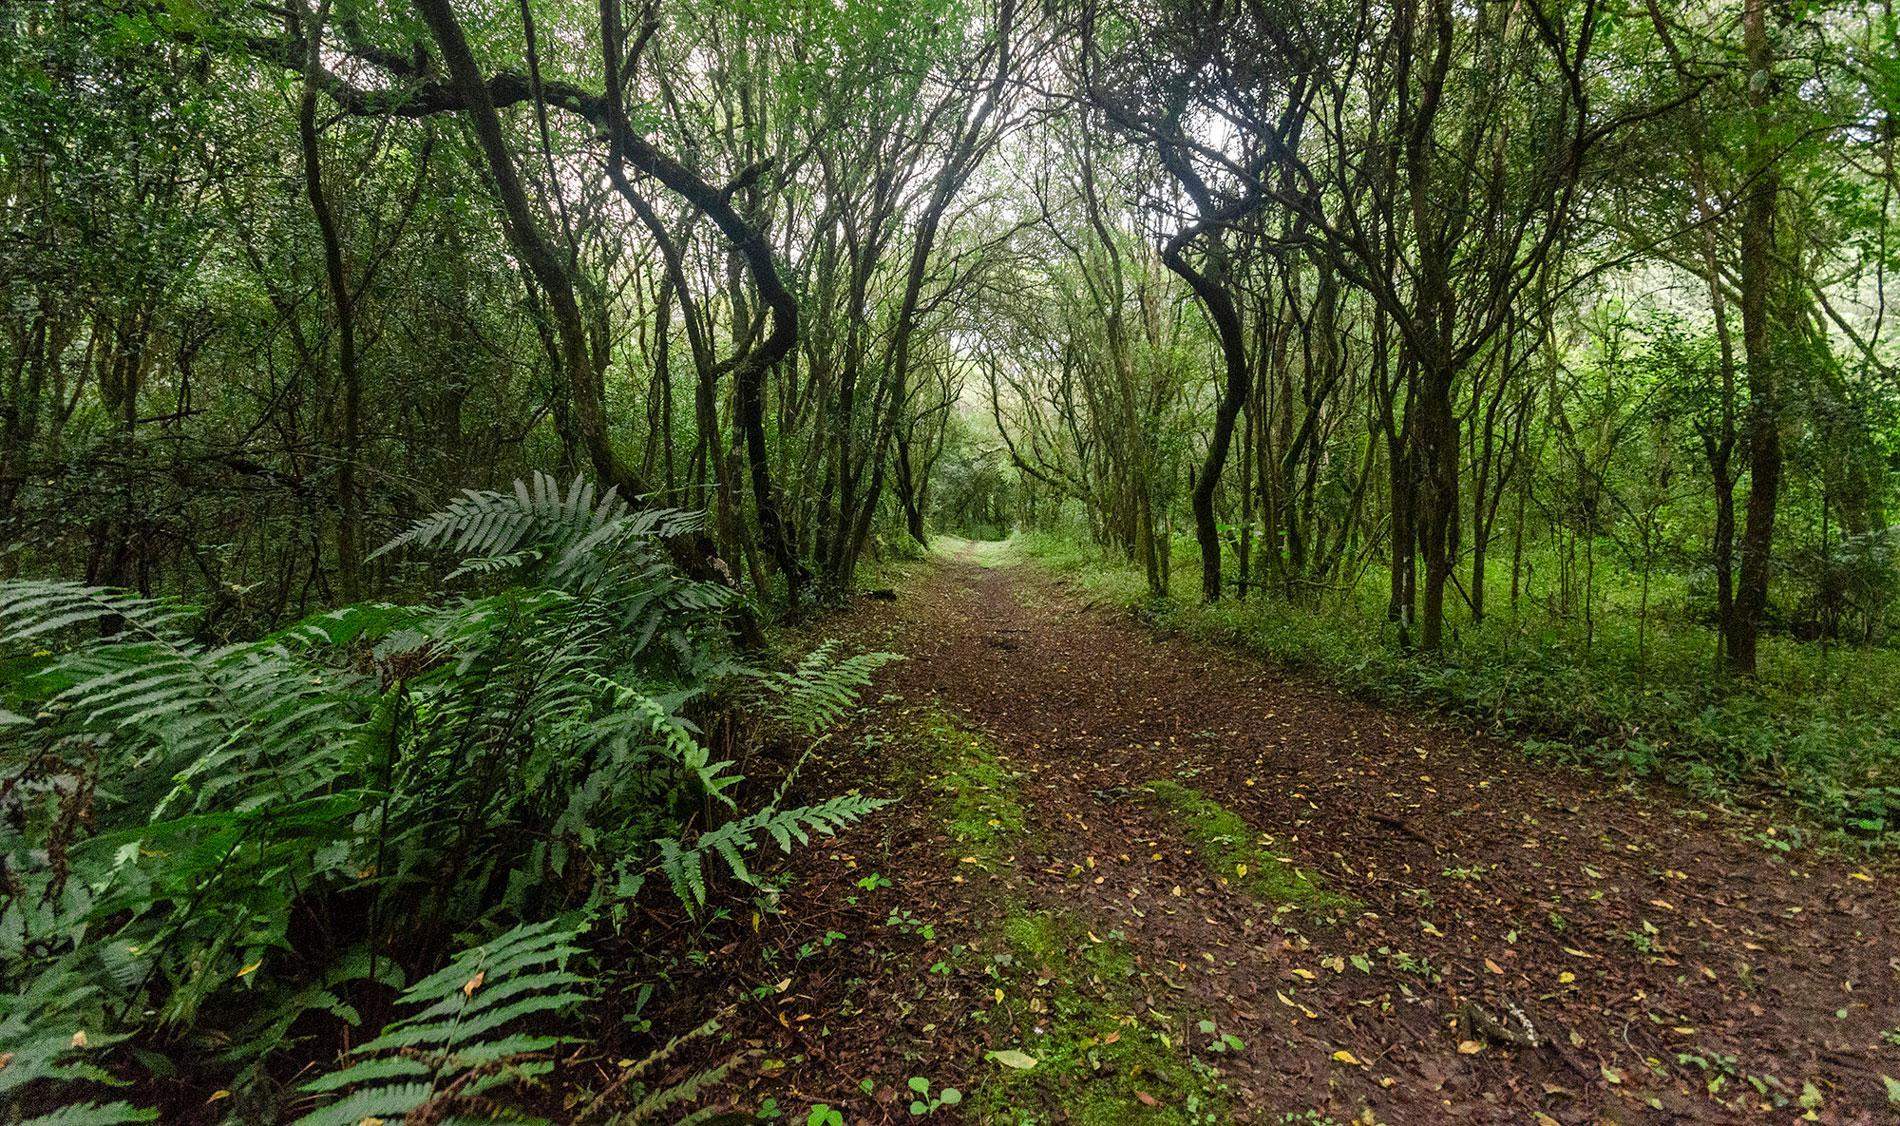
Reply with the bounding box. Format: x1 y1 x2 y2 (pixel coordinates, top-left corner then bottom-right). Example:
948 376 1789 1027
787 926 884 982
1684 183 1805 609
292 917 590 1126
749 642 903 738
622 1052 739 1124
371 472 628 565
0 580 196 644
15 1102 159 1125
654 793 891 907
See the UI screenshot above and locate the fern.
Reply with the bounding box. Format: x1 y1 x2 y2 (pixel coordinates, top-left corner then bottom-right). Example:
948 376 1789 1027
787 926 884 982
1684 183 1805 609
292 917 588 1126
371 472 631 564
0 966 154 1125
0 476 892 1118
373 472 709 592
750 641 903 738
657 793 892 907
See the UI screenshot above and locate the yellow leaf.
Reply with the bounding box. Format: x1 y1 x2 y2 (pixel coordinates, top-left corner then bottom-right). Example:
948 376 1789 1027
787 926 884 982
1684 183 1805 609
995 987 1005 1003
1559 971 1576 984
236 960 262 979
1850 871 1874 882
1290 968 1316 981
462 970 484 998
1483 959 1503 975
1332 1049 1363 1066
1457 1040 1485 1055
1236 864 1248 877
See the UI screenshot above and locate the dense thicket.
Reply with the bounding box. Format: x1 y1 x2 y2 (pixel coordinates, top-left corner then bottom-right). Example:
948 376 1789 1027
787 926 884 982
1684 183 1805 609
983 0 1899 666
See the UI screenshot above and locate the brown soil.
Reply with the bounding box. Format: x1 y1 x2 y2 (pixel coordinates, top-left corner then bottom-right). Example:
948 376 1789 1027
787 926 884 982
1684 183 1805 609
661 547 1900 1124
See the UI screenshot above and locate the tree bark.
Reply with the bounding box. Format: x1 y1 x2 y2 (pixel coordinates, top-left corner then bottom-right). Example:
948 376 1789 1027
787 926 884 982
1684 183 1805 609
1731 0 1782 676
298 0 362 599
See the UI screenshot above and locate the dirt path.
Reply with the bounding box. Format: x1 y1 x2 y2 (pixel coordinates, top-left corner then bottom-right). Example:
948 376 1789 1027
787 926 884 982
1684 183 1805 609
682 547 1899 1123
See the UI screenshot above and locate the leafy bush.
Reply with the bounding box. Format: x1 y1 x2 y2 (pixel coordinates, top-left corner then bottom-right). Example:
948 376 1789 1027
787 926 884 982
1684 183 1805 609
0 475 893 1121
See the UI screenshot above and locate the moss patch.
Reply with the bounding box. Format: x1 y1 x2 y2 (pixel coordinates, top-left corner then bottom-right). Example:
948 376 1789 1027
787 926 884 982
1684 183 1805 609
912 709 1028 866
1138 780 1355 916
975 910 1228 1124
898 714 1228 1122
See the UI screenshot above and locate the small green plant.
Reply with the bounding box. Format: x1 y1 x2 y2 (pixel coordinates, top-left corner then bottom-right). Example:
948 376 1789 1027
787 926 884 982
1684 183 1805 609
907 1075 964 1115
885 908 938 941
1197 1019 1246 1054
1384 947 1441 983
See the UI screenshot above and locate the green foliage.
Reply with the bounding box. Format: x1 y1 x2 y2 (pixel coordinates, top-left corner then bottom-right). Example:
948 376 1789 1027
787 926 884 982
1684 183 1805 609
749 640 904 739
0 480 896 1118
291 917 588 1125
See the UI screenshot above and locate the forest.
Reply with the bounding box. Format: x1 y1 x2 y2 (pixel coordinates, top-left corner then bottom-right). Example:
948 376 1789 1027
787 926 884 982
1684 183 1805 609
2 0 1898 1122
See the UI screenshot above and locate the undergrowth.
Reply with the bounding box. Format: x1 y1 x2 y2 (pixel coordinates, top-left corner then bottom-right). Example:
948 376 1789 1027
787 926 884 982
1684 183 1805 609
1016 531 1900 845
0 474 898 1122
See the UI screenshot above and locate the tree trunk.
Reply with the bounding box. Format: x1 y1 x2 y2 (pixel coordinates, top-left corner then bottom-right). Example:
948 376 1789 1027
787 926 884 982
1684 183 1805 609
1730 0 1782 676
298 0 362 599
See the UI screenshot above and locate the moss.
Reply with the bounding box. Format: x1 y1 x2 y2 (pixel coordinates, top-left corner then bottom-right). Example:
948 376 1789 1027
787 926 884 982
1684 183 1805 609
912 710 1028 865
1138 779 1355 916
897 714 1231 1121
975 910 1226 1125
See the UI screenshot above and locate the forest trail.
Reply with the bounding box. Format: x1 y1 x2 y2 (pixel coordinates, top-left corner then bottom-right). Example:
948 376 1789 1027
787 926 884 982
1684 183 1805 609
698 545 1900 1123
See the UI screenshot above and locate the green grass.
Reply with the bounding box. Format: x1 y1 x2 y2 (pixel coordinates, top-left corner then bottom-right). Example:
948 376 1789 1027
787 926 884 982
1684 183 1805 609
1013 530 1900 845
1138 779 1355 917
